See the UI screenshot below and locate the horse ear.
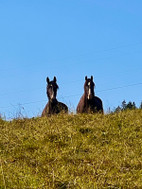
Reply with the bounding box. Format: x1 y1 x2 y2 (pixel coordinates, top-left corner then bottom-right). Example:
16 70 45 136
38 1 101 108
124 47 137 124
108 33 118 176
53 76 57 83
91 76 93 81
46 77 50 84
85 76 87 81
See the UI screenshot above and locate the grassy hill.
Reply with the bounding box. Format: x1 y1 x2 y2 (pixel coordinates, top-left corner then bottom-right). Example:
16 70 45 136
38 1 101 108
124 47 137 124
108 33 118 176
0 110 142 189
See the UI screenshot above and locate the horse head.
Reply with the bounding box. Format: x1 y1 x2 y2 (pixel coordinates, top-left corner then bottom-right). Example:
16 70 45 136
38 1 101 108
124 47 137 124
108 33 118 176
46 76 59 102
84 76 95 100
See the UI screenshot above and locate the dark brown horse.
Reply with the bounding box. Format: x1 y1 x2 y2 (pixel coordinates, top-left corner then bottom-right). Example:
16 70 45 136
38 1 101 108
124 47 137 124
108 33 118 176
76 76 103 113
41 76 68 117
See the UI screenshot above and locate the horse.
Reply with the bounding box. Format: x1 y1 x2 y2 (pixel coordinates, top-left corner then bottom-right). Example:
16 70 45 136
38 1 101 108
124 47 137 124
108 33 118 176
76 76 103 113
41 76 68 117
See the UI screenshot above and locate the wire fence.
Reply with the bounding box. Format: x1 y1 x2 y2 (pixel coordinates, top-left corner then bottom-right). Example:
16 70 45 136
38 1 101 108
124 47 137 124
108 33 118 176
0 42 142 110
0 81 142 110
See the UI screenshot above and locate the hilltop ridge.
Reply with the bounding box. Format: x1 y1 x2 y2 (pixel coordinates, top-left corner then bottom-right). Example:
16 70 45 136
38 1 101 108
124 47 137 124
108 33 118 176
0 110 142 188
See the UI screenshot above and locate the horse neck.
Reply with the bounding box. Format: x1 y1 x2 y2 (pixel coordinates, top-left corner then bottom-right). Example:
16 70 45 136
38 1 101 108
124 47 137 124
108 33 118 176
48 98 58 106
84 93 94 106
47 98 57 114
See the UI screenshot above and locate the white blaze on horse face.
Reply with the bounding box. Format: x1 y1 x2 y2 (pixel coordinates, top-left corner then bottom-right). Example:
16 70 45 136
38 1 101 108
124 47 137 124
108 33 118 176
88 82 91 99
51 92 54 99
50 85 54 99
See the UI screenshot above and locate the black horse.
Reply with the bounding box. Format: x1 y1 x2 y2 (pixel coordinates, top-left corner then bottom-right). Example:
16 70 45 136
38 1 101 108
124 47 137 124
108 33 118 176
41 76 68 117
76 76 103 113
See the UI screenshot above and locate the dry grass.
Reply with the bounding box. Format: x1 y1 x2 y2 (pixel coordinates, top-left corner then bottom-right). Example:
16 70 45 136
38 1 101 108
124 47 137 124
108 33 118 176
0 110 142 188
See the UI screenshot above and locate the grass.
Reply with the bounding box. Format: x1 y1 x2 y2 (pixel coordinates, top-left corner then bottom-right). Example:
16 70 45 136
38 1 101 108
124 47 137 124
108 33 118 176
0 110 142 188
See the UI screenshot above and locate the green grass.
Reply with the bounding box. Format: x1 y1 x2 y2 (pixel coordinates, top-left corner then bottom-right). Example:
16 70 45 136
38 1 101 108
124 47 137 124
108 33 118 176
0 110 142 188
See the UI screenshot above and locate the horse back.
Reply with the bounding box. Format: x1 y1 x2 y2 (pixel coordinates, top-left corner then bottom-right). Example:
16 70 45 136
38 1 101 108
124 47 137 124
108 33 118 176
57 101 68 113
93 96 103 113
41 101 68 117
76 95 103 113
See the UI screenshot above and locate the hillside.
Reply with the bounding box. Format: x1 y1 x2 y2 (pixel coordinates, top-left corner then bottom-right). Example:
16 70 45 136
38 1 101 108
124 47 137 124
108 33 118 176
0 110 142 189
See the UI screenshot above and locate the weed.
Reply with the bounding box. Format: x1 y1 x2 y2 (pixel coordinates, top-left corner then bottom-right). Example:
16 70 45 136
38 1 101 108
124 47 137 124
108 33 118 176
0 110 142 188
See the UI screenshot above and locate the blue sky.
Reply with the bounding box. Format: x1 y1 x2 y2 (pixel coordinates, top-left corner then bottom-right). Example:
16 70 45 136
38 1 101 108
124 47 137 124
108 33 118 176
0 0 142 119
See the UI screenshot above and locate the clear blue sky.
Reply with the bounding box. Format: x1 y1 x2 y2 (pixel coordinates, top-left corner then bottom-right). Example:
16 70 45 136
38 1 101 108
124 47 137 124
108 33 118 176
0 0 142 119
